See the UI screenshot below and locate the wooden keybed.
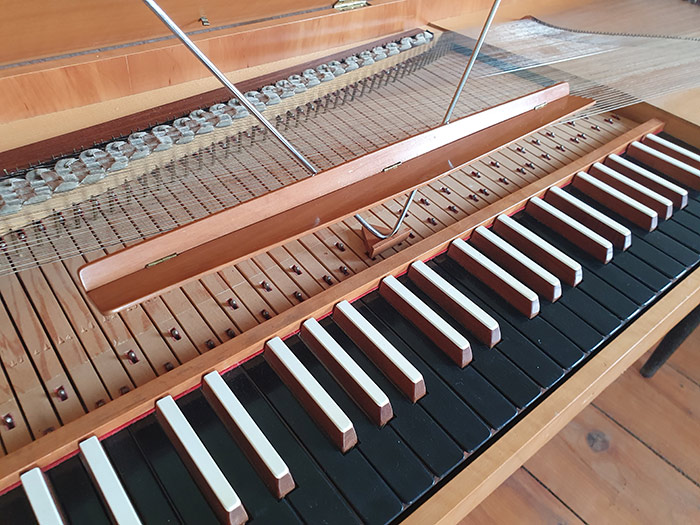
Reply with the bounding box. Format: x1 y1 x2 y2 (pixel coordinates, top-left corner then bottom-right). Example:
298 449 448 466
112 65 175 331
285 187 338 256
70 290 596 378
2 1 700 521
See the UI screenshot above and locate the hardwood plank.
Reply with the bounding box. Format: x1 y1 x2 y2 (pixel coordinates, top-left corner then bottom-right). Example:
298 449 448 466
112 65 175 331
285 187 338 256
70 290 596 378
459 468 584 525
593 358 700 484
525 407 700 524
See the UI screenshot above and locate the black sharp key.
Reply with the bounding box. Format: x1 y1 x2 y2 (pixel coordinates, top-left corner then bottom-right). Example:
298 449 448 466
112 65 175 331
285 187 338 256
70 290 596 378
575 271 639 320
684 198 700 218
559 287 622 335
674 210 700 239
353 300 492 451
288 334 441 496
245 358 403 525
433 256 586 367
178 390 301 524
637 229 699 267
0 487 38 525
361 293 518 430
660 217 700 253
225 369 360 525
613 251 671 293
130 415 219 525
628 237 686 278
321 318 468 479
48 455 111 525
103 430 180 524
578 255 655 306
538 300 607 352
400 278 541 408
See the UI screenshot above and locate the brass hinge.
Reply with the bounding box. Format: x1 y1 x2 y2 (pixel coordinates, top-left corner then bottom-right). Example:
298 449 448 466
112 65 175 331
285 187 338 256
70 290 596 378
334 0 369 12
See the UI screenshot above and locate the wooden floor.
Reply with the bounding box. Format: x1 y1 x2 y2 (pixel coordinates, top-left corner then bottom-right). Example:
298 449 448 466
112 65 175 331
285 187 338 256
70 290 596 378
462 327 700 524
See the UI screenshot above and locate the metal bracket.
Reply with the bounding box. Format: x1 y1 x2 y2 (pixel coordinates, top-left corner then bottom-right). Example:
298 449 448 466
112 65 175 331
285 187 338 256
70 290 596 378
354 189 416 239
334 0 369 12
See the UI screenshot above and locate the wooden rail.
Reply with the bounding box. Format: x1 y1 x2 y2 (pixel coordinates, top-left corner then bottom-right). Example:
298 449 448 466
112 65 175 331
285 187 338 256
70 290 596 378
79 83 591 313
0 118 661 494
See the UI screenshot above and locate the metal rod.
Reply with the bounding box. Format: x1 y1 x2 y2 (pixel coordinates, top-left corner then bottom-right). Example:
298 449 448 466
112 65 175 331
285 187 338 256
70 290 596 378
354 189 417 239
141 0 318 175
442 0 502 125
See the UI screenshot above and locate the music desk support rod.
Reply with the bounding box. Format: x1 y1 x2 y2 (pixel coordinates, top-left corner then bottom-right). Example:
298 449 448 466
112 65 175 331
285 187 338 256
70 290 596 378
443 0 502 124
358 0 502 240
141 0 318 175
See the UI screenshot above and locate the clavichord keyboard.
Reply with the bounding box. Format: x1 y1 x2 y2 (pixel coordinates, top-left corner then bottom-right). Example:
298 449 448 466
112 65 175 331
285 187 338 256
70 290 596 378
1 123 699 523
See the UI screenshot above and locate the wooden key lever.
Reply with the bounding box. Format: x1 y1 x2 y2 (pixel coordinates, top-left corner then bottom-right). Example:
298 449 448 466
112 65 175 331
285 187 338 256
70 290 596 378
78 84 592 314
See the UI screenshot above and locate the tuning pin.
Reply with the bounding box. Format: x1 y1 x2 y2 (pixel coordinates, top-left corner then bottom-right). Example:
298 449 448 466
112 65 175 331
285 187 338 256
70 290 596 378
261 281 272 292
261 310 272 320
448 205 458 213
291 265 302 275
420 198 430 206
427 217 438 225
323 275 333 285
339 265 349 275
471 170 482 178
441 186 451 195
126 350 139 364
294 291 304 301
164 362 175 372
3 414 15 430
56 386 68 401
335 241 346 252
170 328 182 340
206 339 216 350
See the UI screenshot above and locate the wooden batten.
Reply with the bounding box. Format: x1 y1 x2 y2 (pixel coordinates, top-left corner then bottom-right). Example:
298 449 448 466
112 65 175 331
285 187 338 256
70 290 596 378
78 84 591 314
0 119 662 494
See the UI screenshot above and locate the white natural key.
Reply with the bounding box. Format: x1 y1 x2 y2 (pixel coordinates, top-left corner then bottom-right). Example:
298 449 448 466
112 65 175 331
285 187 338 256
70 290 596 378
572 172 658 231
156 396 248 525
589 162 673 220
301 318 393 426
448 239 540 319
604 154 688 209
334 300 426 402
536 191 618 260
628 141 700 190
79 436 142 525
408 260 501 347
379 275 472 367
265 337 357 452
202 371 295 499
470 226 562 302
492 214 582 287
20 467 66 525
642 133 700 171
